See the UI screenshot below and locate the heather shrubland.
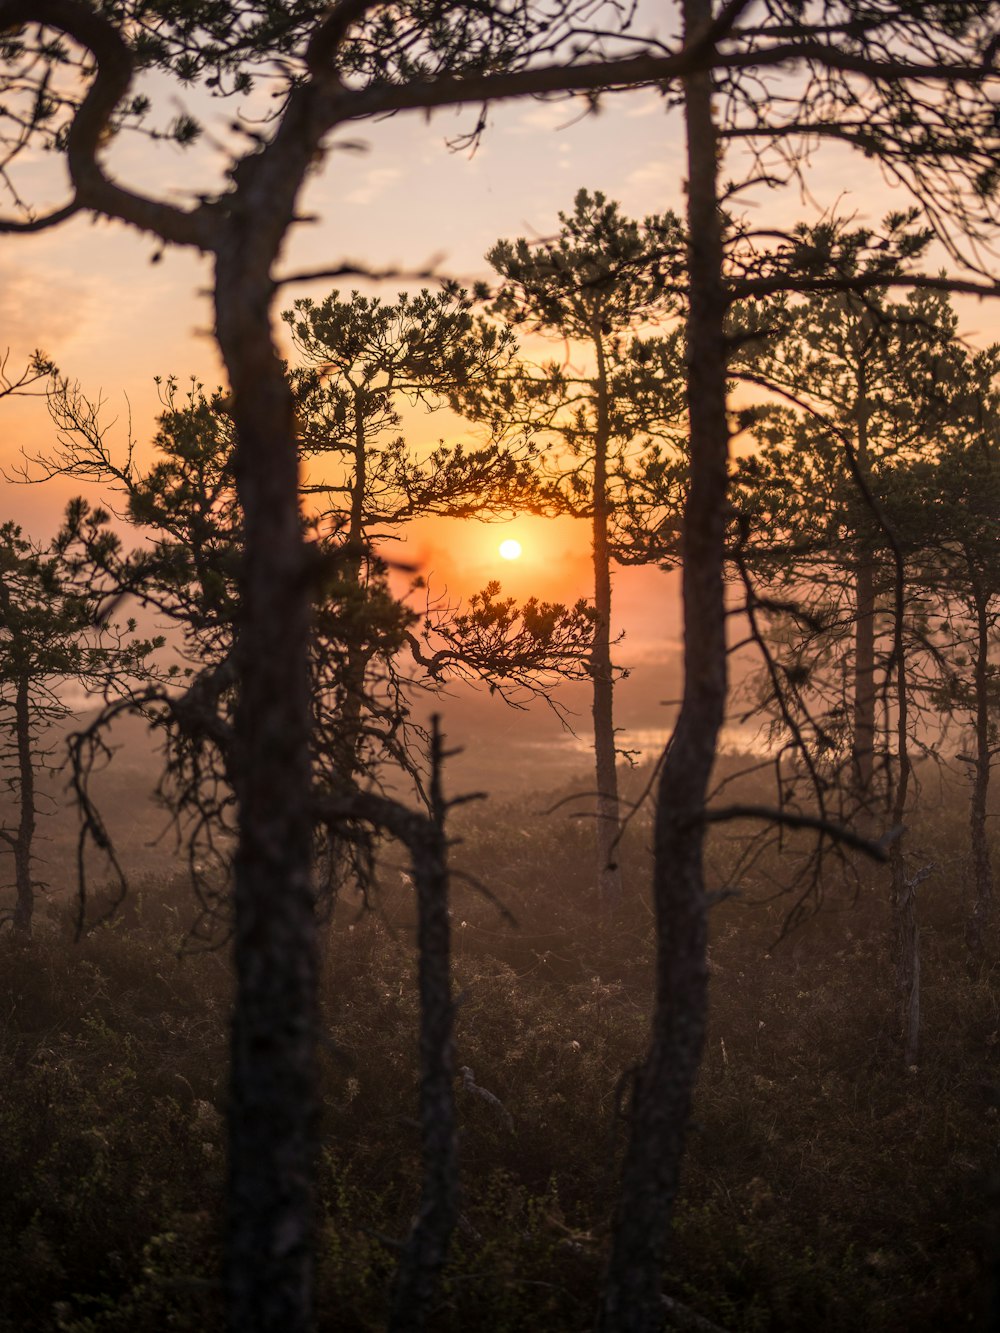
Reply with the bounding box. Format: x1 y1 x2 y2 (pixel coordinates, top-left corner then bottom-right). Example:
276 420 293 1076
0 761 996 1332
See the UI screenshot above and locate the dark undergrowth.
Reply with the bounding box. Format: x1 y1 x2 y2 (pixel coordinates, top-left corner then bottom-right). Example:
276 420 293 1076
0 763 997 1331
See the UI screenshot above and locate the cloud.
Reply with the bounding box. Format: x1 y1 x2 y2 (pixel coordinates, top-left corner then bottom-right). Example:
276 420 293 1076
622 91 667 119
345 166 403 206
506 99 591 136
624 159 679 191
0 256 96 349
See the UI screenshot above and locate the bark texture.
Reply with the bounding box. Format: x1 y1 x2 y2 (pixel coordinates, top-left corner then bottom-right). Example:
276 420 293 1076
591 327 623 907
216 228 318 1331
851 390 877 832
967 585 994 963
388 721 457 1332
11 673 35 936
599 3 720 1324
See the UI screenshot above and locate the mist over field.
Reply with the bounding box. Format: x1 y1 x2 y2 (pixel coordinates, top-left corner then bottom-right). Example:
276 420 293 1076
4 710 999 1331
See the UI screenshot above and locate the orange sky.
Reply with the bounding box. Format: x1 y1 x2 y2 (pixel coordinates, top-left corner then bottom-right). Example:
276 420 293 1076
2 82 998 693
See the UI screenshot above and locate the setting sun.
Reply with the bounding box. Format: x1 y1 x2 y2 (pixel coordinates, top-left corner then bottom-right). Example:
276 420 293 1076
498 539 523 561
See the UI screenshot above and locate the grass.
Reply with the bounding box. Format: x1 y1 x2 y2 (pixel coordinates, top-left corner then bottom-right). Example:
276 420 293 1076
0 765 997 1331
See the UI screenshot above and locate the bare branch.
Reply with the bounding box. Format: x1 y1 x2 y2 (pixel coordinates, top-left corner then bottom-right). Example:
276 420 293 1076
273 260 446 290
0 0 215 247
702 804 900 861
0 199 80 233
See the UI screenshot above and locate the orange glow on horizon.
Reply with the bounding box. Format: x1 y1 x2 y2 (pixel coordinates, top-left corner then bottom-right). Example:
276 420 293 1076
382 511 592 607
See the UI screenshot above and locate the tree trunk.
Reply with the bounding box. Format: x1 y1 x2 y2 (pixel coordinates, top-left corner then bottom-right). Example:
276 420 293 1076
388 720 457 1332
853 559 876 818
888 549 917 1066
592 328 623 907
599 3 719 1324
317 391 375 911
216 245 318 1333
967 584 993 963
12 671 35 936
852 387 877 832
895 864 921 1068
341 388 370 774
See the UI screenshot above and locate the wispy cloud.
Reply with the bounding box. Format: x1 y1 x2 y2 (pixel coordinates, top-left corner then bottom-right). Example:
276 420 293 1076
623 91 668 119
0 256 96 349
345 166 402 206
505 98 592 136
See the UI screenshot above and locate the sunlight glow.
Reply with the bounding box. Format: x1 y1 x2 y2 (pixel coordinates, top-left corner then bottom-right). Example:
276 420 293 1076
499 539 523 561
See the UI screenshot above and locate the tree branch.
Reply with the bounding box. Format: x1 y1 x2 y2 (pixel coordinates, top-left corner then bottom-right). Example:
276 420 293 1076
305 0 382 77
732 271 1000 303
324 31 997 129
701 804 899 861
0 199 80 233
0 0 216 248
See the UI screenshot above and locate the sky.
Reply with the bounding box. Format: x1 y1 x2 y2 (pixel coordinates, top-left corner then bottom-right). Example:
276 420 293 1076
2 67 998 778
1 83 692 638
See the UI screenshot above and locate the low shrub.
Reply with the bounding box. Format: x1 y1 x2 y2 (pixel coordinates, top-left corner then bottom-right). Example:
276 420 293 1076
0 769 996 1330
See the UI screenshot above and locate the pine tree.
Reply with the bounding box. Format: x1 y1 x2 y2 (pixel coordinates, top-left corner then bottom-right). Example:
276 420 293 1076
478 189 687 906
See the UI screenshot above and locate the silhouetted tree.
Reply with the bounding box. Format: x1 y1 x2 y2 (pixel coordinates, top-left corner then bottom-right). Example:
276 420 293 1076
0 520 156 935
736 263 962 824
903 345 1000 965
44 366 594 904
479 189 687 905
733 285 996 1059
284 284 581 813
0 3 679 1318
600 5 1000 1329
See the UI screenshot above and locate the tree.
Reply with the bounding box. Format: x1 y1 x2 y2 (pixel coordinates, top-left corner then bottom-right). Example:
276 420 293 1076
51 416 465 1329
599 6 1000 1330
0 4 997 1331
43 336 594 1332
0 520 155 935
733 286 997 1058
736 261 964 828
903 345 1000 964
44 333 594 908
0 2 693 1315
284 284 561 814
480 189 687 906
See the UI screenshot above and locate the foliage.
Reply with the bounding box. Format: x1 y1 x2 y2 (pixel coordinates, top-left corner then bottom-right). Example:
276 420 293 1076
730 275 981 793
284 284 594 727
0 766 995 1331
0 520 159 932
479 188 689 552
45 296 597 897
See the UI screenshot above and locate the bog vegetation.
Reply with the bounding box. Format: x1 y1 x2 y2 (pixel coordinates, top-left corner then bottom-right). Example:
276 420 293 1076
1 770 997 1331
0 3 999 1331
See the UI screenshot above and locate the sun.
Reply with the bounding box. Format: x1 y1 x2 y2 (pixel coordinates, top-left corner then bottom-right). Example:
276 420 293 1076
498 538 523 561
